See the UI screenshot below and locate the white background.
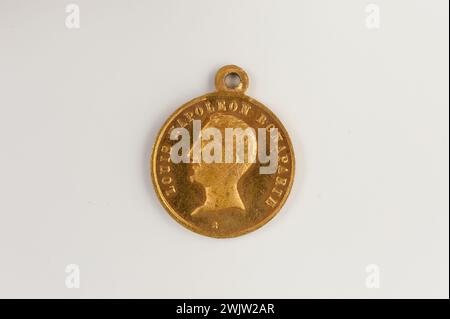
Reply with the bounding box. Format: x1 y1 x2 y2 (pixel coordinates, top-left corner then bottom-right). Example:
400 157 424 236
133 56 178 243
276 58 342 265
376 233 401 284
0 0 448 298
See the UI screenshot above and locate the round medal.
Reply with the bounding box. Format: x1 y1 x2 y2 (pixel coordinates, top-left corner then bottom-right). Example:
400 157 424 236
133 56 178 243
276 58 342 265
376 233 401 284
151 65 295 238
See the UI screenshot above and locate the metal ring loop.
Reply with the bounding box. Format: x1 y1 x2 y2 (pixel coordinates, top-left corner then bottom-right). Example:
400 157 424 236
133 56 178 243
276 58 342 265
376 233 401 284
215 65 249 93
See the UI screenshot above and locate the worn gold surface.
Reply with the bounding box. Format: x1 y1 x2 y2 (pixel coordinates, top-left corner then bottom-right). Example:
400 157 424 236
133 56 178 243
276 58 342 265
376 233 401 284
151 65 295 238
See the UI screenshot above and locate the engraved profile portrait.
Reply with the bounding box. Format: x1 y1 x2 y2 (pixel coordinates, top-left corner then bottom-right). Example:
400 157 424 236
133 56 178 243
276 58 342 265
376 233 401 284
189 113 257 216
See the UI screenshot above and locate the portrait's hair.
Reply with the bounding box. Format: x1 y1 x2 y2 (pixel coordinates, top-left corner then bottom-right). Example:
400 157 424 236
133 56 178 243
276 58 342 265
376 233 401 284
202 113 257 173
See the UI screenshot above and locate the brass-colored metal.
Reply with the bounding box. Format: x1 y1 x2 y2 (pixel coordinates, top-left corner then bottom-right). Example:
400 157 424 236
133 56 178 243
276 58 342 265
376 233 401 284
151 65 295 238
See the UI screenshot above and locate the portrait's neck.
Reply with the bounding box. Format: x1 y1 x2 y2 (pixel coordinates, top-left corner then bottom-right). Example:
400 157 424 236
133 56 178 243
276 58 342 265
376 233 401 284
203 181 245 212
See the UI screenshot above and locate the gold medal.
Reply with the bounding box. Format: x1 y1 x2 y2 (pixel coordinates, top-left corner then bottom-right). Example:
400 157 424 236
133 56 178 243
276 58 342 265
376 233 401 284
151 65 295 238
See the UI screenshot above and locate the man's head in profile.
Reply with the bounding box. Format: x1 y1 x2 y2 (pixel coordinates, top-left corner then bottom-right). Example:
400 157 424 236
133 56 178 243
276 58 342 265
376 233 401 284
189 113 257 216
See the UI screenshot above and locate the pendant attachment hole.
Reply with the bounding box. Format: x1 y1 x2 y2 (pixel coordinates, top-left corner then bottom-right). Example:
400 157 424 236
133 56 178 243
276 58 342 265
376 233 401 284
215 65 249 93
224 72 241 89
